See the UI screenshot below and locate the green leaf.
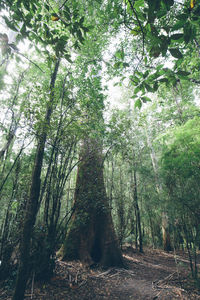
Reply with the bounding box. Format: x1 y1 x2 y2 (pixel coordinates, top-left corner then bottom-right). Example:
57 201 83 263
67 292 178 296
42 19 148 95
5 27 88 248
45 4 50 10
176 70 190 77
123 62 129 67
131 26 141 35
44 24 50 38
176 14 188 21
114 62 122 69
23 1 30 10
64 9 71 20
169 48 183 59
157 64 164 71
31 3 37 13
165 0 174 11
12 13 22 21
167 0 174 6
77 29 84 43
130 75 140 84
64 54 73 63
134 99 142 109
172 20 185 31
115 49 124 60
175 58 183 68
82 26 90 34
3 16 18 31
144 83 154 92
169 76 177 86
159 78 169 83
79 16 84 24
157 9 167 18
134 86 140 94
134 0 144 11
153 81 158 91
143 70 149 78
55 39 66 55
131 94 137 99
141 96 151 102
20 23 26 35
170 34 183 40
150 46 161 58
183 23 192 44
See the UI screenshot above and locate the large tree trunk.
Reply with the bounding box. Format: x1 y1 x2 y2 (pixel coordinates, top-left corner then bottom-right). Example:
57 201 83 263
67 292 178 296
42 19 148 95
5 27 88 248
59 138 123 267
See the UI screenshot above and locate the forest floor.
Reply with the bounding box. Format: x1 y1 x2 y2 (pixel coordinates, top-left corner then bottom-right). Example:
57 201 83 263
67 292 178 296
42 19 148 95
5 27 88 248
0 246 200 299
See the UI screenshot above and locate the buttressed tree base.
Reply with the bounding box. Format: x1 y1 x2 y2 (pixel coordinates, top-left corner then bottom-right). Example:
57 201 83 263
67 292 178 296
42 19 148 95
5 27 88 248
59 138 123 267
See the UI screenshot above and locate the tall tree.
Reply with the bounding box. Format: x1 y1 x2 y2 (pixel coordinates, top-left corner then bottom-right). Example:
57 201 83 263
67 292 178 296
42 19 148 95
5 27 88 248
60 137 123 267
12 59 60 300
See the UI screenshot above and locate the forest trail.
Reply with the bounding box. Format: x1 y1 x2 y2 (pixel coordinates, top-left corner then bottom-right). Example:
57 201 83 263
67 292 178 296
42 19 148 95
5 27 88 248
1 247 200 299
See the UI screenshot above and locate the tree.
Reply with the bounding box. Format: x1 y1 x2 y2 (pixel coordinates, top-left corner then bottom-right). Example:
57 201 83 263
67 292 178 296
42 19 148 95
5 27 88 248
0 0 125 294
12 59 60 300
161 117 200 278
104 107 145 251
111 0 200 108
59 138 123 267
0 1 101 298
145 126 172 252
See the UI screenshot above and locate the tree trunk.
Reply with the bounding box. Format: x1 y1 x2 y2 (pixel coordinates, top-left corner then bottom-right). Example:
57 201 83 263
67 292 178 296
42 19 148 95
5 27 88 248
147 208 156 248
59 138 123 267
12 60 60 300
133 169 143 253
161 212 172 252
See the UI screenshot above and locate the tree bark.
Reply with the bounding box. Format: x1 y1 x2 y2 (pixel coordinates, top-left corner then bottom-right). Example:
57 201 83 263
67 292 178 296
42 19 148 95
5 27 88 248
132 169 143 253
59 138 123 267
161 212 172 252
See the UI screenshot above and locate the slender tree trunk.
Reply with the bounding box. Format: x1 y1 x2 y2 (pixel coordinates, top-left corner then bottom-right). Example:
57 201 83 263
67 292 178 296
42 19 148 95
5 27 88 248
149 214 155 248
183 223 194 277
161 212 172 252
135 211 138 250
133 169 143 253
109 159 114 206
12 60 60 300
59 138 123 267
0 71 24 161
0 160 20 277
117 166 125 248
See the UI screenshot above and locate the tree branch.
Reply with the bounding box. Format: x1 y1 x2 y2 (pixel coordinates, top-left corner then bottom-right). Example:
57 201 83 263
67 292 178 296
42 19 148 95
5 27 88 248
127 0 145 56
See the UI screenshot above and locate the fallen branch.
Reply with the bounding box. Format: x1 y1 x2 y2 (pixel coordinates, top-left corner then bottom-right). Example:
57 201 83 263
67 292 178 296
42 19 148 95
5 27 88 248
153 271 177 287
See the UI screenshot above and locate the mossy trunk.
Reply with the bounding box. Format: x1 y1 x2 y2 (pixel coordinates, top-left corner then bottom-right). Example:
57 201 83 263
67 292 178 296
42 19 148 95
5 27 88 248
60 138 123 267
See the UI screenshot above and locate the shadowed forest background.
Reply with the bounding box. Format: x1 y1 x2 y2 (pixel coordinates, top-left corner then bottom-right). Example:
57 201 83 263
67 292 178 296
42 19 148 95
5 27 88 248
0 0 200 299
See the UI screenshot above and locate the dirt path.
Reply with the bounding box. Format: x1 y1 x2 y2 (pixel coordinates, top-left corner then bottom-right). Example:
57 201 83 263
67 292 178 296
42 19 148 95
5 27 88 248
0 247 200 299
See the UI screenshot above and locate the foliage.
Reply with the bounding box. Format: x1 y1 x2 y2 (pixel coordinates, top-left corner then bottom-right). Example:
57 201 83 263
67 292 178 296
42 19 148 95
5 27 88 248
160 117 200 278
161 117 200 214
109 0 200 107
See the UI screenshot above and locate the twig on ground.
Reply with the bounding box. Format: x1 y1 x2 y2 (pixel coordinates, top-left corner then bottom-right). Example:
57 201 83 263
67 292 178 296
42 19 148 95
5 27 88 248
153 271 177 287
